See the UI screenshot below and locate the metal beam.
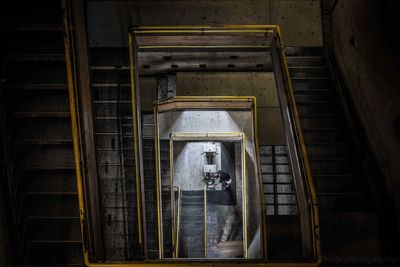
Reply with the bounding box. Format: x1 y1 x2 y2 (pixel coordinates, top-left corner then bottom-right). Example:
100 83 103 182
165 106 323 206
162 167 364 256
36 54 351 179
70 0 105 261
129 33 147 259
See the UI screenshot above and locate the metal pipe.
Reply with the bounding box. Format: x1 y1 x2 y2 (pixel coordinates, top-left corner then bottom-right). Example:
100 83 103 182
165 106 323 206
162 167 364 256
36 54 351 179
204 186 207 259
175 186 181 258
129 32 145 257
170 139 175 257
153 107 164 259
242 135 248 259
69 25 320 266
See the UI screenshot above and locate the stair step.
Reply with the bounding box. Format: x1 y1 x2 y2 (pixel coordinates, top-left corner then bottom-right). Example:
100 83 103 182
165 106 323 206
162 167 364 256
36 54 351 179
15 145 75 169
23 194 78 217
286 56 323 67
28 240 82 244
6 61 67 84
309 157 353 161
295 92 333 102
181 190 203 196
300 118 339 129
317 194 369 212
14 112 70 118
296 100 335 105
5 53 65 62
291 77 331 89
306 144 350 158
4 31 65 54
14 117 71 140
27 241 83 265
293 88 331 94
297 103 337 115
285 47 323 56
16 139 72 145
24 192 77 196
289 66 327 78
6 83 67 91
2 24 63 32
309 160 354 176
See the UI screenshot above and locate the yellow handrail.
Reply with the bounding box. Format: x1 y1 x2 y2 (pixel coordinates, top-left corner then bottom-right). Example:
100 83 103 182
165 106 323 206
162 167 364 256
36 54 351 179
128 32 144 253
203 186 207 259
66 23 320 266
175 187 182 258
274 27 320 260
62 0 90 262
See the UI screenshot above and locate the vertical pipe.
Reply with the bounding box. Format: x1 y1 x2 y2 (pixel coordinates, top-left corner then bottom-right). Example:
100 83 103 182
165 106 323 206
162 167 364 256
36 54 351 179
175 186 181 258
252 97 268 259
128 32 145 258
203 186 207 258
153 107 163 259
242 135 248 259
170 139 175 257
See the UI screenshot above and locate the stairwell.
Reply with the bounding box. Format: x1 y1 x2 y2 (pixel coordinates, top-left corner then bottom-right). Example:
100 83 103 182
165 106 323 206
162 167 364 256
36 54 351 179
0 1 384 262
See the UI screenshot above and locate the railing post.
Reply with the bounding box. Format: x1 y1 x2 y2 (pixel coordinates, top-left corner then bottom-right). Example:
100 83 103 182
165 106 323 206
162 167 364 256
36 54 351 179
128 32 147 259
175 186 181 258
203 186 207 259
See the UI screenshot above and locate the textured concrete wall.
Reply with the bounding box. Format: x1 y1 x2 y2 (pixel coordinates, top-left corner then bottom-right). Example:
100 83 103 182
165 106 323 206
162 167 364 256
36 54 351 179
271 0 322 46
87 0 322 47
176 72 284 145
140 77 157 112
173 142 222 191
330 0 400 224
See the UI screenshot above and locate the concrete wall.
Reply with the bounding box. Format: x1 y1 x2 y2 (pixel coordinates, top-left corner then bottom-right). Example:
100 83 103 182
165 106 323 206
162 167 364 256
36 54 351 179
0 194 10 266
173 142 222 191
176 72 284 145
87 0 322 47
330 0 400 225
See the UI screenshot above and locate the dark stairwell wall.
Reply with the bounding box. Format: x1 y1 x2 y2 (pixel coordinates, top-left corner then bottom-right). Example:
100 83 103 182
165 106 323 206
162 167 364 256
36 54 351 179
0 196 10 266
325 0 400 239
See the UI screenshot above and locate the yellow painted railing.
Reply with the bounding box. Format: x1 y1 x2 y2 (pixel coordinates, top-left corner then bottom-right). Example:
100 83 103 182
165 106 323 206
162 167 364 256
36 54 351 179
64 15 320 265
173 186 181 258
203 186 207 259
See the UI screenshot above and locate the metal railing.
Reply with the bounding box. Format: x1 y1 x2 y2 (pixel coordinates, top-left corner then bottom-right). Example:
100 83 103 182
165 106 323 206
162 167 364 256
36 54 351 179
270 28 320 260
203 186 207 259
66 24 321 266
173 186 181 258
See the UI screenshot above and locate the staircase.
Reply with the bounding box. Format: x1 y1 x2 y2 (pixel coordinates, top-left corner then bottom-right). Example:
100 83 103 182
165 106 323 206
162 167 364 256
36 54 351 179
286 47 381 258
178 190 205 258
260 145 302 260
1 1 82 265
0 3 383 262
91 47 140 261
